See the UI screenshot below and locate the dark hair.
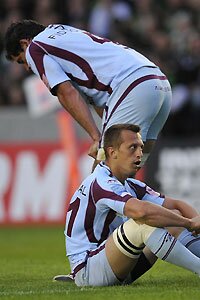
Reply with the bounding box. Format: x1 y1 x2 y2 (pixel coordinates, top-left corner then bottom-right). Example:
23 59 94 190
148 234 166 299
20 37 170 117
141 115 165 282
5 19 45 60
103 124 141 158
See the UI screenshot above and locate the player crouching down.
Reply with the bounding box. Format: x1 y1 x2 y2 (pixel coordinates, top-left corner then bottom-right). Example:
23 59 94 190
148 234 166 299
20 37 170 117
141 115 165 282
62 124 200 286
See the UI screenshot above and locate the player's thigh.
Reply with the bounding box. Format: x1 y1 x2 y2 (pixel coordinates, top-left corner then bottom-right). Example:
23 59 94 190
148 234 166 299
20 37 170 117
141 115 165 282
106 219 156 280
105 233 139 280
74 247 121 287
104 83 159 141
146 83 172 140
102 74 171 142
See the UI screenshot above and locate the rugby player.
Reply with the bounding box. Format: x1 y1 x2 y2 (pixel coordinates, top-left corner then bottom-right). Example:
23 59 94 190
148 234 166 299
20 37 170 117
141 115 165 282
55 124 200 286
5 20 172 167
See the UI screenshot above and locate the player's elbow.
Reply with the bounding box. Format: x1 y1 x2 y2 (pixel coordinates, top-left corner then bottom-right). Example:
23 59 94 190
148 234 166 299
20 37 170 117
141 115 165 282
124 199 149 221
57 81 76 99
57 81 78 109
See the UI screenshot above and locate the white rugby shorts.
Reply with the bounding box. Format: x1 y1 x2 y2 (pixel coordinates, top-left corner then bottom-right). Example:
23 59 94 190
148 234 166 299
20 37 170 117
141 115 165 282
73 244 121 286
100 66 172 146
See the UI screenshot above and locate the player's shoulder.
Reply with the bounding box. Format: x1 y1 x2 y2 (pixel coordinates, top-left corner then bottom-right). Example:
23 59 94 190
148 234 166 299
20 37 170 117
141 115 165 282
80 171 96 188
94 163 127 194
32 24 79 41
94 163 117 184
126 178 146 188
126 177 161 199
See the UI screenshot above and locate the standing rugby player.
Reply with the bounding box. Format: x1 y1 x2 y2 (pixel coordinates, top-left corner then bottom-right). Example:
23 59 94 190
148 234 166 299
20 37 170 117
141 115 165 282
5 20 172 167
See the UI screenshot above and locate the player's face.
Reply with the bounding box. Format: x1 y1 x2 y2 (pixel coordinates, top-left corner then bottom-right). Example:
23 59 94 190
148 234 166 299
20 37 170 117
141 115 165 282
113 130 144 181
11 40 30 71
11 51 30 71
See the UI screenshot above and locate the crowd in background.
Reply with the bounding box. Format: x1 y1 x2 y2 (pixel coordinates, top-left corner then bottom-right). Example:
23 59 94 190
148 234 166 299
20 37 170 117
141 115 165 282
0 0 199 137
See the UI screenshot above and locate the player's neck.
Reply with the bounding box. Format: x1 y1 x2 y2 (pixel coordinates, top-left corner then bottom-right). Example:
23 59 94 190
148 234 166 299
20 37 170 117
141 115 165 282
105 161 127 184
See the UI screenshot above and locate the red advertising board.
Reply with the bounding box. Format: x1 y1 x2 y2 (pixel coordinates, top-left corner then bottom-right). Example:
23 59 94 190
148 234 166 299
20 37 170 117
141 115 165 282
0 142 92 225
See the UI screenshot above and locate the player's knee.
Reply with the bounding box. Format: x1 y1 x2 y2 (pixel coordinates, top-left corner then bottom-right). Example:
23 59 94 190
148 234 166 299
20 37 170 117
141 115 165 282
112 219 156 258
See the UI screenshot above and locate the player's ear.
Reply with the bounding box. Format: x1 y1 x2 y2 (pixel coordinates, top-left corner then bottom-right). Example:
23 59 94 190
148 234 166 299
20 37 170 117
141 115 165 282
107 147 118 159
19 39 31 50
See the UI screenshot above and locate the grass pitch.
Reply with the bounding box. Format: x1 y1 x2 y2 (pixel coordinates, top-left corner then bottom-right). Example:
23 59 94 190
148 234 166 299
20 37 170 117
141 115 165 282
0 226 199 300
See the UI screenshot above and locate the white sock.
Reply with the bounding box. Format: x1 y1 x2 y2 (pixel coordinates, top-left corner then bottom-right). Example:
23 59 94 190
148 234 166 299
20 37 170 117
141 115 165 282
145 228 200 275
178 229 200 257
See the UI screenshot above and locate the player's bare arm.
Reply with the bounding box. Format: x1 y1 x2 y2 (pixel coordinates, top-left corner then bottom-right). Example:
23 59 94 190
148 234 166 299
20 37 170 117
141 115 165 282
163 197 199 219
190 216 200 234
93 105 104 118
124 197 193 230
57 81 101 158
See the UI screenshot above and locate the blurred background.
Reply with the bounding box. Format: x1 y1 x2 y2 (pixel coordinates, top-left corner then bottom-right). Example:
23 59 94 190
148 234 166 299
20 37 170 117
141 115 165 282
0 0 200 225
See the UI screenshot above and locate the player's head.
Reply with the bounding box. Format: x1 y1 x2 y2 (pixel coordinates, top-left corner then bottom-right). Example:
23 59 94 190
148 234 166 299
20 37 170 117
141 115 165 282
103 124 143 179
5 19 45 61
104 124 142 155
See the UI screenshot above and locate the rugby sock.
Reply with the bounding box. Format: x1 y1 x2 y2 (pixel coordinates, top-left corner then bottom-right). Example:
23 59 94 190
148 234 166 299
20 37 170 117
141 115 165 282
145 228 200 275
130 253 152 282
130 230 200 282
178 229 200 257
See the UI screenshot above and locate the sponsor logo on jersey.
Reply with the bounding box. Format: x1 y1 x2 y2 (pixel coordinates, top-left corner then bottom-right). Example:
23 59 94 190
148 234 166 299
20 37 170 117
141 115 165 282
146 186 160 197
107 179 117 184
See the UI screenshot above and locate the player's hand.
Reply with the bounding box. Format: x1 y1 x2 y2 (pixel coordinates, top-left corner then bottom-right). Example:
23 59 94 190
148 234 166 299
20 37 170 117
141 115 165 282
190 216 200 235
88 140 99 159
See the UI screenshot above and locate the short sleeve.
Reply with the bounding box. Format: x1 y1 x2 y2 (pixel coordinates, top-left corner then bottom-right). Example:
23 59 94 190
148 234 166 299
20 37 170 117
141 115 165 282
26 43 70 95
91 178 132 216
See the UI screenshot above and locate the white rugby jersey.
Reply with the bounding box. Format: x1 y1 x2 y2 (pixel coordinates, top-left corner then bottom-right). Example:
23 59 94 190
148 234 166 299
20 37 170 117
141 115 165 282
26 24 156 107
65 162 164 269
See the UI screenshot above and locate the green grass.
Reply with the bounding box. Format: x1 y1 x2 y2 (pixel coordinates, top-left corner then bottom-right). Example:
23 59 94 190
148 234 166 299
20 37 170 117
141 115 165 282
0 227 199 300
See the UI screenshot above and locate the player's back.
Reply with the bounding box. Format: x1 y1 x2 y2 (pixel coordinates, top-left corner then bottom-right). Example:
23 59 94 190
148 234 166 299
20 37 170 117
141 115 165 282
29 24 156 106
34 24 155 72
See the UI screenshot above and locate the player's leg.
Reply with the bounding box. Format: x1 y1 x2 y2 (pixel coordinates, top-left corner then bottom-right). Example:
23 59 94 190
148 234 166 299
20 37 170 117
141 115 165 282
99 67 172 168
125 227 200 284
145 71 172 165
126 227 200 284
74 243 123 286
123 247 157 284
140 140 155 168
177 229 200 257
170 227 200 257
55 223 200 286
106 219 200 281
106 224 156 281
53 229 200 284
143 75 172 166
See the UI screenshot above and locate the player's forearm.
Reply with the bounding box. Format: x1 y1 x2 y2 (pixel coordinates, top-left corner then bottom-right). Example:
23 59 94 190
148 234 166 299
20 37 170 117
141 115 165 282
174 201 199 219
163 198 199 219
125 199 192 230
141 205 192 230
57 83 101 141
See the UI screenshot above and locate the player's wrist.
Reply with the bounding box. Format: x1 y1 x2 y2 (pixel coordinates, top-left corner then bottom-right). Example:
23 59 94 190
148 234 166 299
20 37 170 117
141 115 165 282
92 134 101 143
186 219 193 232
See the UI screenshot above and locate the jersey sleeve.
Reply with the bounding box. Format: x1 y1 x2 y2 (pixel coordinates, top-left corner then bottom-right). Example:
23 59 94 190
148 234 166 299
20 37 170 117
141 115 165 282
91 178 132 216
26 42 70 95
142 185 165 205
126 178 165 206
